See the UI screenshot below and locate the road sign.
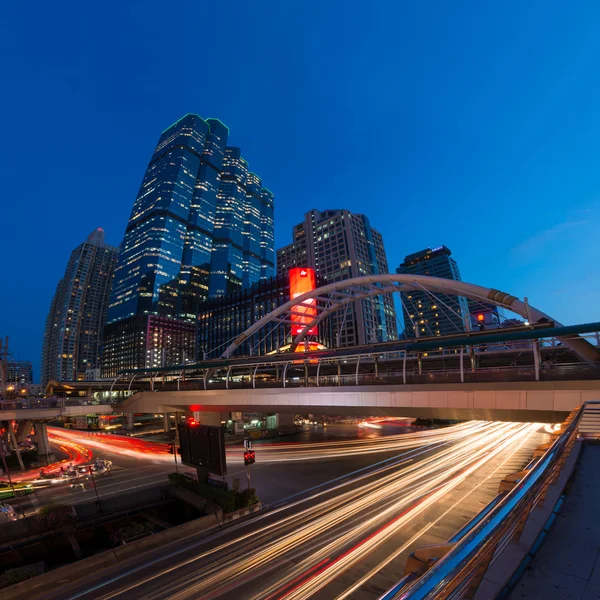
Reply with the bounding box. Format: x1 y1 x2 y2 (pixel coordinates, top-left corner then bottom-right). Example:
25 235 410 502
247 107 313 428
243 438 252 450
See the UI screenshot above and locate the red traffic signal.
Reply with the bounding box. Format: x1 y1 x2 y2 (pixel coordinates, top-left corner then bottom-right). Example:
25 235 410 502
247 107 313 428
244 450 256 466
477 314 485 322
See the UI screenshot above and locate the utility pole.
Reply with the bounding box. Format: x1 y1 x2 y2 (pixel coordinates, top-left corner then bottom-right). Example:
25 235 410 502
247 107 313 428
88 465 100 504
9 427 25 471
0 440 16 497
243 438 255 490
0 336 7 398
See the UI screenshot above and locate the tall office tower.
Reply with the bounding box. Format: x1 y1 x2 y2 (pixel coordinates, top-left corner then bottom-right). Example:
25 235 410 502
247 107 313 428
396 246 469 337
209 148 275 296
103 114 274 376
41 228 118 386
276 209 397 346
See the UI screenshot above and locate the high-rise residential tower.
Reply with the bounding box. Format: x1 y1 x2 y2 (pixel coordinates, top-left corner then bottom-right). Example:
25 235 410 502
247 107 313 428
276 209 397 347
41 228 118 386
396 246 469 337
103 114 274 376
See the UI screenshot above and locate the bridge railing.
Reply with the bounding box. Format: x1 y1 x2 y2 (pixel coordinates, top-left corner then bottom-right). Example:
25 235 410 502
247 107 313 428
379 401 594 600
116 332 600 393
136 359 600 394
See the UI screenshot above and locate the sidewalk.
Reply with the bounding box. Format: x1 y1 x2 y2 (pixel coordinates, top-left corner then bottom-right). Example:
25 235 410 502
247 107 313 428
509 443 600 600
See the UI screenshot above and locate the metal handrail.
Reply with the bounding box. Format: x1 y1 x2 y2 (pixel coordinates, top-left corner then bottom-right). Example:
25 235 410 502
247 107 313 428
385 400 596 599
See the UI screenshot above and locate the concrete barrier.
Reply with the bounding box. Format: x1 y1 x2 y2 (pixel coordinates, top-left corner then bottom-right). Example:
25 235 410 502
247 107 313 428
113 511 220 561
223 502 262 522
7 549 120 600
4 509 224 598
4 494 261 597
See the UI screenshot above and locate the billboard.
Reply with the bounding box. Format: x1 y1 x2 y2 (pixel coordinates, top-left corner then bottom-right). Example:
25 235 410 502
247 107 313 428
289 267 317 336
178 423 227 476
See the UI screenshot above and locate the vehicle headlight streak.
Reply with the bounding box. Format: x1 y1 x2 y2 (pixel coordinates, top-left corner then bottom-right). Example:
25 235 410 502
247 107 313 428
125 422 540 600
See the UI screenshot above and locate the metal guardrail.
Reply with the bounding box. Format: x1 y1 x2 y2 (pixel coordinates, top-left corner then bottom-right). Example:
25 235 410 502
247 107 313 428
130 360 600 394
380 401 595 599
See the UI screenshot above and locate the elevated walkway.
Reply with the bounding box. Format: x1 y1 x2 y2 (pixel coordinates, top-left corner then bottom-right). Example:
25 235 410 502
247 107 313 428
0 398 113 421
119 380 600 423
508 443 600 599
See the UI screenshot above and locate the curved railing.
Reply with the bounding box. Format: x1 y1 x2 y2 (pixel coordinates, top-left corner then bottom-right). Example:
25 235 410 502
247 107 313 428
380 401 594 599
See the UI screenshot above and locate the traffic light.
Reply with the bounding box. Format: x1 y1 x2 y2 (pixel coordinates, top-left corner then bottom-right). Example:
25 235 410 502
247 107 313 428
244 450 256 466
476 314 485 331
167 443 174 454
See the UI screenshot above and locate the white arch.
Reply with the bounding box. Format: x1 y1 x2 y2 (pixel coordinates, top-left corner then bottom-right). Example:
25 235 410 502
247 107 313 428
221 274 599 363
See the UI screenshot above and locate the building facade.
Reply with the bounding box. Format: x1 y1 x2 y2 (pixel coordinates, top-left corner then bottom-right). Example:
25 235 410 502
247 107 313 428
396 246 469 338
197 272 331 359
42 228 118 386
102 315 196 377
6 360 33 386
276 209 397 347
103 114 274 375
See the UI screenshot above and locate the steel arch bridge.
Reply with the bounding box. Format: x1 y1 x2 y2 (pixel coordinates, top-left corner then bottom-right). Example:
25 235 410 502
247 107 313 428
222 274 599 363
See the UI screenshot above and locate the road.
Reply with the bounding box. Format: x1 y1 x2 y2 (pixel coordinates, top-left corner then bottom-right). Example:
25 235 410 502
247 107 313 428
29 420 548 600
14 423 445 508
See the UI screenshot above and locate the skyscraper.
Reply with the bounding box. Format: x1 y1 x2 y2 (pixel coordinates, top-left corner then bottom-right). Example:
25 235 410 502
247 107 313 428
103 114 274 376
277 209 397 346
209 148 275 296
42 228 118 386
396 246 469 337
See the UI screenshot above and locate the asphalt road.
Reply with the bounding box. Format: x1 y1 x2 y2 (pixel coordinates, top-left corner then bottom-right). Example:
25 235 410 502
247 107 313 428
26 421 548 600
13 423 435 510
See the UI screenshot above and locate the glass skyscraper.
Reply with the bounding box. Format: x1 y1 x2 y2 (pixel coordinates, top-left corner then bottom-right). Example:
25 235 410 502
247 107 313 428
396 246 469 337
103 114 274 376
277 209 397 347
42 228 118 386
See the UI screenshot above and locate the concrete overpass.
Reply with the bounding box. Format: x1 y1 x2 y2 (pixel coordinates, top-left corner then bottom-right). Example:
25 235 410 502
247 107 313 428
119 380 600 423
0 398 113 466
111 322 600 423
0 398 113 422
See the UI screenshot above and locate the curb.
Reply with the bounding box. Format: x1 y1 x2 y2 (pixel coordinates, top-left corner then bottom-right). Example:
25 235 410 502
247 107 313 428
223 502 262 522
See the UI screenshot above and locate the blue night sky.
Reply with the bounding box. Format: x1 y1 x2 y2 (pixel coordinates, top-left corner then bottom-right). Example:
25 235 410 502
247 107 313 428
2 2 599 381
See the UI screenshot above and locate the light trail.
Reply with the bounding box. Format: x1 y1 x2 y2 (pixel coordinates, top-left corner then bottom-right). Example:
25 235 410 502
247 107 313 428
12 435 93 481
47 421 489 466
73 421 544 600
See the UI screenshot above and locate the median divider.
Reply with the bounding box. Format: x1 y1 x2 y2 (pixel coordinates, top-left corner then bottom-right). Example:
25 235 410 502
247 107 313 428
223 501 263 522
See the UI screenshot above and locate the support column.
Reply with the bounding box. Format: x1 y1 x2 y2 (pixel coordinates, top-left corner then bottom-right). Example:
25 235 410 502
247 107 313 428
16 420 33 443
33 422 55 465
193 412 222 427
125 412 134 432
162 412 172 433
174 412 181 446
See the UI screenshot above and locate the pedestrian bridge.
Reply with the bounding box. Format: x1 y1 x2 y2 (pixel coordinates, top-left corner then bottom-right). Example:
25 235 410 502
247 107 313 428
121 379 600 423
0 398 113 421
114 321 600 423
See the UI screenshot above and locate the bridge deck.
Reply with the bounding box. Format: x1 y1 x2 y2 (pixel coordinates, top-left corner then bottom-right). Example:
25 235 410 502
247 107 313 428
508 443 600 599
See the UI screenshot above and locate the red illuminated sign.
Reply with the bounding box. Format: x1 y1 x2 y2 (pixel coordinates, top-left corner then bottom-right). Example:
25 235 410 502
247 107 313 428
289 268 317 336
